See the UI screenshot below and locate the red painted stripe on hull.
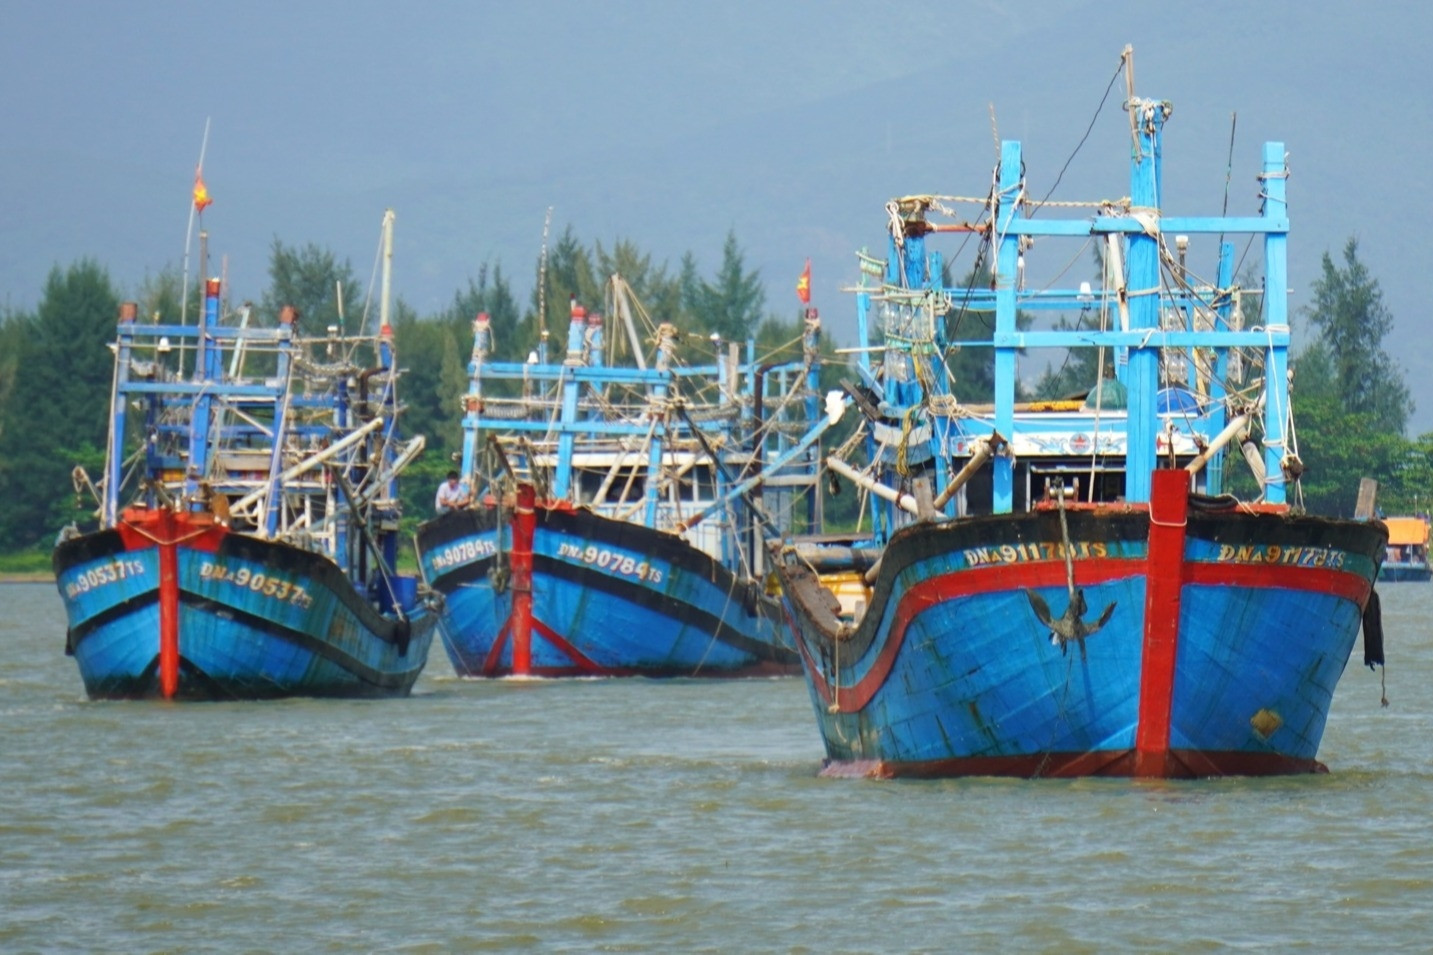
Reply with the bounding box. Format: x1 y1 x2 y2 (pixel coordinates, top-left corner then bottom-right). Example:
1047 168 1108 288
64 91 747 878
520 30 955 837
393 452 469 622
111 508 229 699
510 485 537 676
482 621 511 677
157 524 179 700
822 748 1328 780
1184 561 1372 605
530 618 603 674
494 660 796 679
1134 469 1189 777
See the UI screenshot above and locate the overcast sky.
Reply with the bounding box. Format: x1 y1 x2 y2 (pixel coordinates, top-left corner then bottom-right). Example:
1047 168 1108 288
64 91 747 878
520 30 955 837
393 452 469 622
5 0 1432 427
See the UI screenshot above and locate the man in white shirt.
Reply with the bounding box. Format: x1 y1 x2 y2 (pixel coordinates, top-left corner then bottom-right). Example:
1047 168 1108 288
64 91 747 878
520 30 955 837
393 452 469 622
434 471 470 515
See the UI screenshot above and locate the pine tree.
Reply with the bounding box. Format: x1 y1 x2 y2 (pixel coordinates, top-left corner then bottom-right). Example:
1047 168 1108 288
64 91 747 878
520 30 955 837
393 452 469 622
0 261 119 549
262 239 362 334
694 231 765 341
1303 237 1411 435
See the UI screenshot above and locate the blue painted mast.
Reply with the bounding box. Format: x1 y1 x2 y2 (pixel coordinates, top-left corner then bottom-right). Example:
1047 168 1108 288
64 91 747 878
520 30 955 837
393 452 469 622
1122 98 1170 503
263 306 296 538
104 303 138 527
458 312 491 490
643 322 676 528
184 278 224 505
1259 140 1290 505
556 296 587 499
993 139 1022 512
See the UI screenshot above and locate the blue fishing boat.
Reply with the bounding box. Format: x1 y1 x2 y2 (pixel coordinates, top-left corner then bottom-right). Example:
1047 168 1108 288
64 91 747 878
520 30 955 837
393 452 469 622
769 49 1387 778
54 212 436 700
416 283 841 677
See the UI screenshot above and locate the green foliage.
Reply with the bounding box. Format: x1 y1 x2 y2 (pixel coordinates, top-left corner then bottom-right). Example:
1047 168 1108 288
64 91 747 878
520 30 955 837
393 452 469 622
1284 236 1418 515
395 451 458 552
445 262 522 359
263 238 363 333
1287 392 1377 516
1376 432 1433 516
678 252 704 325
0 230 826 556
530 227 602 348
594 239 681 317
136 267 184 324
0 261 119 549
686 231 766 341
1303 237 1411 435
392 300 462 455
0 314 23 446
0 547 53 575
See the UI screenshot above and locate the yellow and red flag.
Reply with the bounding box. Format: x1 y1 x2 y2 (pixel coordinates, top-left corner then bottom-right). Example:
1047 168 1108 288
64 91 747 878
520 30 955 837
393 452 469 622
193 167 212 213
796 258 811 304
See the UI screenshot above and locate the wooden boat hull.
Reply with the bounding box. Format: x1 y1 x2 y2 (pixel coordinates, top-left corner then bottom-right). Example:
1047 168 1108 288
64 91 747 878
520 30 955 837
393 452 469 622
773 473 1387 779
54 509 435 700
418 502 798 678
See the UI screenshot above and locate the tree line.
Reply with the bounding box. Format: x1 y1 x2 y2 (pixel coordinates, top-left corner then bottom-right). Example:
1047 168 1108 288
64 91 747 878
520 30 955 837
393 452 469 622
0 228 826 556
0 231 1420 560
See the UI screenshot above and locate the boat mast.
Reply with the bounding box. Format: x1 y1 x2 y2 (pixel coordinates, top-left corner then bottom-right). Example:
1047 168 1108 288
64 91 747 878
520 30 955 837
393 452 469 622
612 275 648 371
459 313 490 491
1259 141 1290 505
378 209 394 336
1122 98 1170 504
261 306 297 538
105 303 139 527
993 140 1022 512
183 279 224 506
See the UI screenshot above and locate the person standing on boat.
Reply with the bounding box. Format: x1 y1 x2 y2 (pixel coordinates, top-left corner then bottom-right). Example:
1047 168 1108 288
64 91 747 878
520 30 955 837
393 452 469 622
435 471 470 515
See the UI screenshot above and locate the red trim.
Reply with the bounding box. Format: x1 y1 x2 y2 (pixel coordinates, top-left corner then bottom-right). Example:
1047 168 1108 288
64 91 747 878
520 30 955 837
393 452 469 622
1184 562 1372 605
530 617 603 673
111 508 228 699
1133 469 1190 777
157 510 180 700
482 620 511 677
810 558 1141 713
510 485 536 676
821 748 1327 780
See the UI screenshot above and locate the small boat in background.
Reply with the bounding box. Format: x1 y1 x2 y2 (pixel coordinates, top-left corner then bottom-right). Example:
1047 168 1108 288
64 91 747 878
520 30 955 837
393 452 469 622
1378 515 1430 582
769 48 1387 779
54 211 436 700
416 281 841 678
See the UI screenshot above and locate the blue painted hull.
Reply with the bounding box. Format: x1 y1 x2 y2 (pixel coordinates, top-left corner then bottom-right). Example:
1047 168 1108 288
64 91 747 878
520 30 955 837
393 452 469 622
773 504 1386 778
54 519 435 700
418 503 797 678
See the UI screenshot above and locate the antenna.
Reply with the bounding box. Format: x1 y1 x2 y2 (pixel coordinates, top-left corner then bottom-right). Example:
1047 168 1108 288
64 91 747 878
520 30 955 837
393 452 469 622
180 117 212 326
1219 112 1238 250
535 205 553 345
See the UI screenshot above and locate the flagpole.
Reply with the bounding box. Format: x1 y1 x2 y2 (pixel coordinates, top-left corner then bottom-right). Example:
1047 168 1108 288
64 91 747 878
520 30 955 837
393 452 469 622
180 117 211 329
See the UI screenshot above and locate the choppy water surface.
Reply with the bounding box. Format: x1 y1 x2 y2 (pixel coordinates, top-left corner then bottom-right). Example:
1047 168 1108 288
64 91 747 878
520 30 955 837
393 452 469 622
3 581 1432 952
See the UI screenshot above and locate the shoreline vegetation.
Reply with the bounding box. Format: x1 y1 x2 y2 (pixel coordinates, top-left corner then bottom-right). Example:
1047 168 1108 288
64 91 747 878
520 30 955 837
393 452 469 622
0 549 55 583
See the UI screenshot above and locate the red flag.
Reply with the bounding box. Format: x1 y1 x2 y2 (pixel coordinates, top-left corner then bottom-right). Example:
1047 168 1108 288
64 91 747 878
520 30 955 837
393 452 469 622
796 258 811 304
193 168 212 213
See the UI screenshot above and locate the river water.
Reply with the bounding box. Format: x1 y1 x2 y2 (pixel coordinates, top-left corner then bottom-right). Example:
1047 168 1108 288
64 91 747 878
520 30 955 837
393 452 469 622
2 580 1431 952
